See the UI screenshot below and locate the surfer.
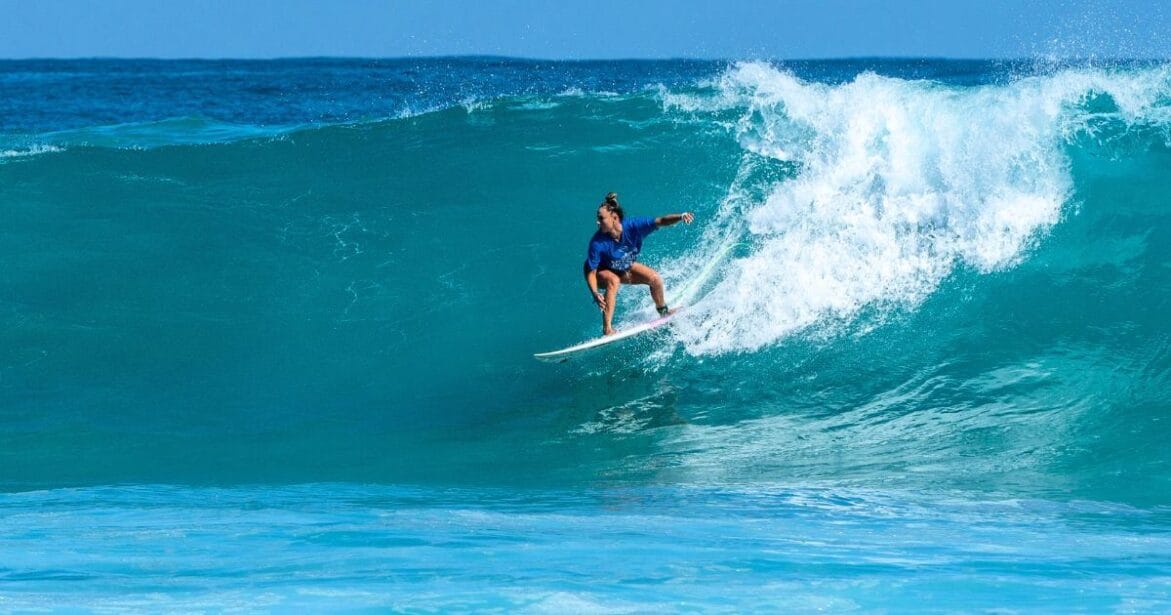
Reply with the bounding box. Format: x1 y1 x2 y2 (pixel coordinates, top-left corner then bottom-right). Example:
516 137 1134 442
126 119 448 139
584 192 695 335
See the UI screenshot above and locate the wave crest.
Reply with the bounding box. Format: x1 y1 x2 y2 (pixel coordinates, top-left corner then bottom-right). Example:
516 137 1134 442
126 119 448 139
674 62 1171 354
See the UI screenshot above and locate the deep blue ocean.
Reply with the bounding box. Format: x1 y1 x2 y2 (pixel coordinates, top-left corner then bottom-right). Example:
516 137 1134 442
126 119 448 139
2 57 1170 610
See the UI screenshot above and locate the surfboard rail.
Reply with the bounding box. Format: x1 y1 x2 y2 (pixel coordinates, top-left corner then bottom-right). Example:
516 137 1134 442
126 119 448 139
532 310 680 362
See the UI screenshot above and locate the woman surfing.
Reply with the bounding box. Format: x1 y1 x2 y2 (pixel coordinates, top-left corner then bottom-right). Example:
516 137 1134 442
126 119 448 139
583 192 695 335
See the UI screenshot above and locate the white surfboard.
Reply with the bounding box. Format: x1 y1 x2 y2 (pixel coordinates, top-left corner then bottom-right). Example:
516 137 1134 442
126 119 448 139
532 309 681 362
533 240 742 363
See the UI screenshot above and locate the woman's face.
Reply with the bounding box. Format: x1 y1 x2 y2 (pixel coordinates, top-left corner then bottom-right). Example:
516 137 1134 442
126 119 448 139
596 206 620 235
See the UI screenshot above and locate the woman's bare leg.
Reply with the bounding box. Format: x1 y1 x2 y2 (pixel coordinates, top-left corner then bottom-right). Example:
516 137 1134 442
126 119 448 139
627 262 667 312
597 270 621 335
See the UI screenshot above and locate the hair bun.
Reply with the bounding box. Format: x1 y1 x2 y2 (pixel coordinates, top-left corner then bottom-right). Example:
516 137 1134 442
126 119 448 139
604 192 619 205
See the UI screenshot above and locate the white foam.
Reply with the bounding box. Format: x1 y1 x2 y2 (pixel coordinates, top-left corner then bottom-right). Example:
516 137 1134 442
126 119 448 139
460 96 489 113
514 100 560 111
556 87 586 97
669 62 1171 354
0 144 64 159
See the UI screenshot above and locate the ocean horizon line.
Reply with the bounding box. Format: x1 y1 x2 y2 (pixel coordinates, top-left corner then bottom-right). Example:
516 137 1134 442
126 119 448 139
3 53 1168 63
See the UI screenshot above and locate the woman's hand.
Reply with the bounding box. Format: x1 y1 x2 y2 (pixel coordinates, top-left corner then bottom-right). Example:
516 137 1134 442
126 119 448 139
593 291 606 311
681 212 694 224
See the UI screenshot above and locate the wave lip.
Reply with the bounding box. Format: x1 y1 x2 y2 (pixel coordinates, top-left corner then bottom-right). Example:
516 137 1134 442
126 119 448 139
675 61 1171 354
26 116 302 150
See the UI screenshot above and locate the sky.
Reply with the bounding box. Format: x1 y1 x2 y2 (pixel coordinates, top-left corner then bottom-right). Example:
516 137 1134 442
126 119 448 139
1 0 1168 60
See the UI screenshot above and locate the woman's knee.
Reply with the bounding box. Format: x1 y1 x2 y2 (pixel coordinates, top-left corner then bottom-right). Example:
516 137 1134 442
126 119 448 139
598 270 620 289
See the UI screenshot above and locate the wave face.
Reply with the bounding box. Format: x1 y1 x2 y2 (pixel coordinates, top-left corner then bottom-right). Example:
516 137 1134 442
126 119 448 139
2 58 1170 496
2 58 1171 607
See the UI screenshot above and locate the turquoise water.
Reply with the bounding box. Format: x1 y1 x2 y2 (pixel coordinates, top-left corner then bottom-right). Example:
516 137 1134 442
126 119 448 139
2 58 1170 609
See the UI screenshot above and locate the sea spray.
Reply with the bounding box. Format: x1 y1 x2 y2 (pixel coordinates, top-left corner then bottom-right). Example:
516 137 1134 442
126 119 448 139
666 62 1171 354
